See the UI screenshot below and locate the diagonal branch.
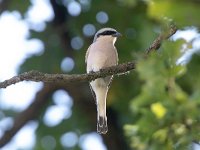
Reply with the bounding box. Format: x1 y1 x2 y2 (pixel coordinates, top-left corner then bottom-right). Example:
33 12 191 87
146 24 177 54
0 25 177 89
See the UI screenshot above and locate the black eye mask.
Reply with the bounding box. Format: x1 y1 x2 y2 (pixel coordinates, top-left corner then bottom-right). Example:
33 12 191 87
97 30 117 37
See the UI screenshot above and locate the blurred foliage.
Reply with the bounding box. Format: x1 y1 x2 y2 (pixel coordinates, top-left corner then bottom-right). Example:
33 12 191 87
1 0 200 150
148 0 200 27
125 40 200 149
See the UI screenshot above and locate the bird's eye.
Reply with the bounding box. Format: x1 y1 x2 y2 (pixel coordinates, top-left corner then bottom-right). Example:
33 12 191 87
105 31 109 35
103 31 116 35
97 30 116 37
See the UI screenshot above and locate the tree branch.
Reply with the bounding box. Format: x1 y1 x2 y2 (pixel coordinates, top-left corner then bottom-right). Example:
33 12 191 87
0 62 135 88
146 24 177 54
0 25 177 148
0 25 177 89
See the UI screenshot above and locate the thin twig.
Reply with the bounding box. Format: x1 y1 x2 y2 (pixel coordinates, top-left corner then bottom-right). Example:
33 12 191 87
146 24 177 54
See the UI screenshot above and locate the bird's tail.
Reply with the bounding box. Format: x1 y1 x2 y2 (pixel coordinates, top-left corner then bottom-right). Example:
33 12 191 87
96 87 108 134
97 115 108 134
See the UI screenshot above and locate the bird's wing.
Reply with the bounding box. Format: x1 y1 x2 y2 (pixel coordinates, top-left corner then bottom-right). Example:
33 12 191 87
89 84 97 104
114 46 119 65
86 45 96 102
85 45 91 64
107 47 118 88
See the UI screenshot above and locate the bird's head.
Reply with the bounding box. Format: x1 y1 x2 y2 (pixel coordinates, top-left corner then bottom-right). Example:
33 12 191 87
93 27 121 43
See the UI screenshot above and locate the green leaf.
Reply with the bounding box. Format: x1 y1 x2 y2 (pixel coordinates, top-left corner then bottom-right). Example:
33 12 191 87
147 1 200 27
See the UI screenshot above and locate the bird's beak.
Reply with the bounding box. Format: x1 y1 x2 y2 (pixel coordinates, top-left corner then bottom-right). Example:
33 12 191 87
112 32 122 37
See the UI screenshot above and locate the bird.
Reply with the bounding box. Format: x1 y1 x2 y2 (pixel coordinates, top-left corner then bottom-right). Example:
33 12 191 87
85 27 121 134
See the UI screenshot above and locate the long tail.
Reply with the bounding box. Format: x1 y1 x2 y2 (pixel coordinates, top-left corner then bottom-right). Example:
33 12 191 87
90 77 111 134
90 78 109 134
96 86 108 134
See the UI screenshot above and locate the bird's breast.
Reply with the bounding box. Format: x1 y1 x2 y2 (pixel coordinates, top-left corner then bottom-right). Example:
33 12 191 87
87 42 118 72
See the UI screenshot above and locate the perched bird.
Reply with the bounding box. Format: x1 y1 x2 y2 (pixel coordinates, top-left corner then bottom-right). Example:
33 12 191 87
85 27 121 134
